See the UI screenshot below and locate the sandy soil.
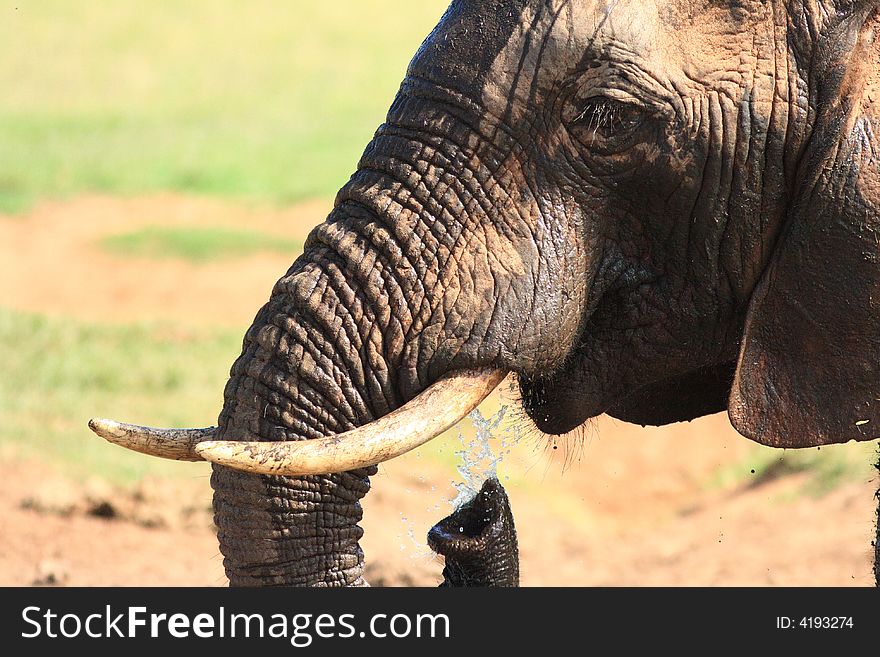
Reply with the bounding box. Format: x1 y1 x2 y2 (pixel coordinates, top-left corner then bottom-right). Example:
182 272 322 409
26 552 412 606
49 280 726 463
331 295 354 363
0 196 877 587
0 195 329 327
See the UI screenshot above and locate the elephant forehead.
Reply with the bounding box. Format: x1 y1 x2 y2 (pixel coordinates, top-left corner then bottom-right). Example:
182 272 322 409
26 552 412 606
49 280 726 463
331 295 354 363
481 1 785 124
409 2 659 104
482 0 663 117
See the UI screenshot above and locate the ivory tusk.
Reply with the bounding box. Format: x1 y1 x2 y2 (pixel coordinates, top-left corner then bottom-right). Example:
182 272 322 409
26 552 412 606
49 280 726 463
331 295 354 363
87 418 215 461
195 368 508 476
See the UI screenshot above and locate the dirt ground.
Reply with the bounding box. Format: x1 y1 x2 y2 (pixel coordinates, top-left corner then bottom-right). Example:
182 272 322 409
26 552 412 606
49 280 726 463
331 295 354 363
1 196 877 587
0 195 330 328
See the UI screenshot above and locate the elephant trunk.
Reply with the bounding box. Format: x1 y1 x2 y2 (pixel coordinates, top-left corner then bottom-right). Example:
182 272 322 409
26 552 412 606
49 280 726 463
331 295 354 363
428 477 520 587
212 467 373 586
209 96 534 586
89 77 584 585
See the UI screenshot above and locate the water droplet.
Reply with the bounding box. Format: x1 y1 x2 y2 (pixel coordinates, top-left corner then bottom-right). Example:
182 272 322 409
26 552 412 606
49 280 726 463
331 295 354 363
447 405 522 510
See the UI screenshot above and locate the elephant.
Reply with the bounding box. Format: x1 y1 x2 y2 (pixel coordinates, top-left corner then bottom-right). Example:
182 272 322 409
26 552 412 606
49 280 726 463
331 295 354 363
89 0 880 586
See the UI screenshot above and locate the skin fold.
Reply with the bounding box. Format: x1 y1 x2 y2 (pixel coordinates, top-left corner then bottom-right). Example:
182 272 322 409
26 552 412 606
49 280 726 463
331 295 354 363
202 0 880 586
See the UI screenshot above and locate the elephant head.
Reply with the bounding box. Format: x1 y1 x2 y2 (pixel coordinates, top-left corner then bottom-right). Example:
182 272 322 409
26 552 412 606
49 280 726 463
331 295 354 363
90 0 880 586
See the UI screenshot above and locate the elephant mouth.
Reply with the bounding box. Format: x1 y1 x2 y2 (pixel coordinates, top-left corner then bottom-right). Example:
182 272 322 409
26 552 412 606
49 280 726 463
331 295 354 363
88 367 508 476
519 360 738 436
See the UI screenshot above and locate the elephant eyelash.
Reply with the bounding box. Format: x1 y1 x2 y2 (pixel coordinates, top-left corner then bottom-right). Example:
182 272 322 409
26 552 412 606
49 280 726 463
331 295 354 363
570 98 645 145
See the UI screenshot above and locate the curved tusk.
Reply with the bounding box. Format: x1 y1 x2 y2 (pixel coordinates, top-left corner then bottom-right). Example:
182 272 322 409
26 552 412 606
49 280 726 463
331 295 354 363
195 368 508 476
87 418 215 461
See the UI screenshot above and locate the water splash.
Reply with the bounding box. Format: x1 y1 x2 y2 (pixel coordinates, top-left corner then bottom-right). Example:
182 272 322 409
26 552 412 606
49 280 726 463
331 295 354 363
395 404 522 561
449 405 519 509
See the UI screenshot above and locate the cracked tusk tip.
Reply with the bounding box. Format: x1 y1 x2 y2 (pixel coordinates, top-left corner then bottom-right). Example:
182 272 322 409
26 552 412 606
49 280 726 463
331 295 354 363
88 417 123 439
85 418 215 462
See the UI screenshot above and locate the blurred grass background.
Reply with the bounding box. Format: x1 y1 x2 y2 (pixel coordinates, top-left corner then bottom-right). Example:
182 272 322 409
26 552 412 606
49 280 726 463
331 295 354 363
0 0 447 213
0 0 875 498
101 226 302 263
0 308 234 483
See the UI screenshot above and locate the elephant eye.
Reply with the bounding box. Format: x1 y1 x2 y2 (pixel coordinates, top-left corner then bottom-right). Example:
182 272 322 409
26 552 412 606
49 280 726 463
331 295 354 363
567 97 645 148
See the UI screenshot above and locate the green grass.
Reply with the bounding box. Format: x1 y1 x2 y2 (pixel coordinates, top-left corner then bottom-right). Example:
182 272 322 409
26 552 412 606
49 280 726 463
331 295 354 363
0 0 450 213
101 226 303 263
708 442 878 498
0 307 242 484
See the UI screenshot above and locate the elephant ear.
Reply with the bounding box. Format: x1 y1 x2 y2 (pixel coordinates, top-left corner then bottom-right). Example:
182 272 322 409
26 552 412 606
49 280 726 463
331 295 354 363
728 4 880 447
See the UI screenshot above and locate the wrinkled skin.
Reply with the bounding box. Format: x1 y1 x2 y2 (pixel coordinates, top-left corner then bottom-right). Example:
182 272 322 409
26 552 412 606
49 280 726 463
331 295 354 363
429 478 520 587
211 0 880 586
